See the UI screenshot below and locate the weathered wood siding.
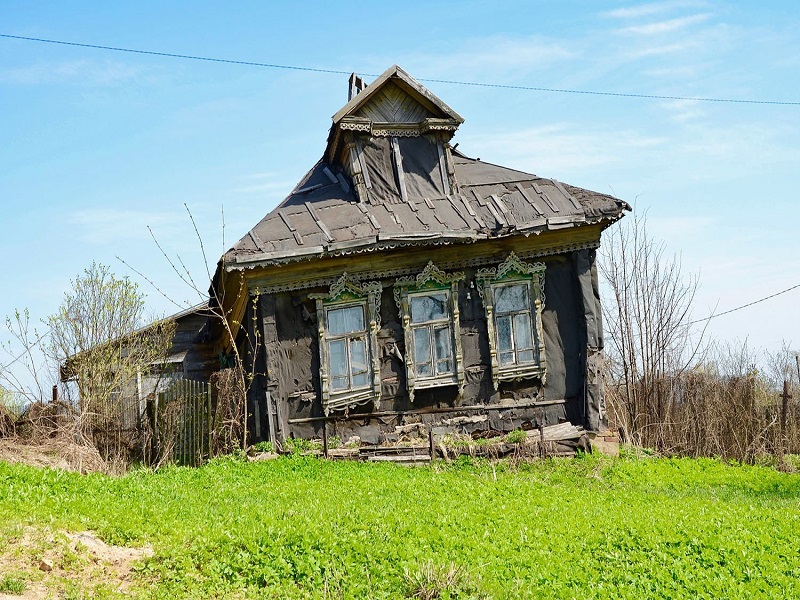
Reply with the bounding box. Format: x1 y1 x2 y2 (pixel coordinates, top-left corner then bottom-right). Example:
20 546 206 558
244 239 603 445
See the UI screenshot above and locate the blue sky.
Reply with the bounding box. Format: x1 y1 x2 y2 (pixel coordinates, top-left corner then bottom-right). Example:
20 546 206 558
2 1 799 390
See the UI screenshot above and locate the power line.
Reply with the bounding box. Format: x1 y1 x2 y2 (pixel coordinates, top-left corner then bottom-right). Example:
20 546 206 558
689 282 800 325
2 33 800 107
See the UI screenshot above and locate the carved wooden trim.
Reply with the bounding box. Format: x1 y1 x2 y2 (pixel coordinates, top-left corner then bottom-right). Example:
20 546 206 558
310 273 383 415
394 262 465 402
245 240 598 295
477 253 547 390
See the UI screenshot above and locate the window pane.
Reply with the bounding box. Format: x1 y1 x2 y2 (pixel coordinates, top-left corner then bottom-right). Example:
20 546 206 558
410 293 448 323
327 305 365 335
349 338 368 375
499 351 515 365
351 372 369 388
497 315 513 352
434 327 452 360
413 327 432 377
331 376 348 390
518 350 535 363
495 284 529 313
434 326 453 375
513 313 533 350
329 340 347 377
413 327 432 363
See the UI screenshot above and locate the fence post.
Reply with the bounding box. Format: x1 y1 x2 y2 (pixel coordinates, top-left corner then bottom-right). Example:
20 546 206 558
778 380 792 467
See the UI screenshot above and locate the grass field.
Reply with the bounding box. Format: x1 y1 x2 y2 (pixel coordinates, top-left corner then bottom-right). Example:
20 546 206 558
1 452 799 599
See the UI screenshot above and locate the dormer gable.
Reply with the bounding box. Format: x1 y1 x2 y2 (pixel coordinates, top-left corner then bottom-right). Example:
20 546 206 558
326 65 464 205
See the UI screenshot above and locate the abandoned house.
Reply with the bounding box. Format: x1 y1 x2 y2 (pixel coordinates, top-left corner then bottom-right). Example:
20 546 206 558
209 65 629 446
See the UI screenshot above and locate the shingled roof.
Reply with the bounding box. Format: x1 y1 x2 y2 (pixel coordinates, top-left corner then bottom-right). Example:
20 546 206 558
224 66 628 269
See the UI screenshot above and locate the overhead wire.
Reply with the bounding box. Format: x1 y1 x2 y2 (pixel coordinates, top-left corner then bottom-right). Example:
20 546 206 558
2 33 800 106
689 282 800 325
0 32 798 353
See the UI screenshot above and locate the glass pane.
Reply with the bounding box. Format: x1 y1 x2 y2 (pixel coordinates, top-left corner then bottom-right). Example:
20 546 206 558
350 338 368 375
414 327 432 363
416 363 432 377
331 376 348 390
329 340 347 377
518 350 535 363
514 313 533 350
436 358 453 374
410 293 448 323
499 351 515 365
351 372 369 388
497 316 512 352
327 305 365 335
495 284 529 313
434 327 452 361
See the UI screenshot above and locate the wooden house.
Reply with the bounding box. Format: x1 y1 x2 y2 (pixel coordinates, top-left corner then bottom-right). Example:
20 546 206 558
213 65 629 445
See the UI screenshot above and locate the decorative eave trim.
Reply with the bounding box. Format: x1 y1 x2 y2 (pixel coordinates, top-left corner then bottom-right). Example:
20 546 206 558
246 239 599 296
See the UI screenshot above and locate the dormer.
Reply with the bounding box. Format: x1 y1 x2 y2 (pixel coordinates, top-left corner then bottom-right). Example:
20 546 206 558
325 65 464 204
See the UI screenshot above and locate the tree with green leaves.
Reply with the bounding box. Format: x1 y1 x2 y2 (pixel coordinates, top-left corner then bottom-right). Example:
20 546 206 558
49 262 175 451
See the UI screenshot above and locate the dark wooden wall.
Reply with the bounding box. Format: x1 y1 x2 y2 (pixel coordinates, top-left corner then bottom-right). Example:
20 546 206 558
243 246 603 445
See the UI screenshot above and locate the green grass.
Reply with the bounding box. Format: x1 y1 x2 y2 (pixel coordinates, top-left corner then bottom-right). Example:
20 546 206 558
1 453 799 598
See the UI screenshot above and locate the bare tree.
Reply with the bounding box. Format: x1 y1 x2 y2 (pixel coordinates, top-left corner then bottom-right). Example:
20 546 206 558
121 204 262 451
600 211 705 450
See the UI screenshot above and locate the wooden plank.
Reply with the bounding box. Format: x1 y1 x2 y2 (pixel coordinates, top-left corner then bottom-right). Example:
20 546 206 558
485 199 505 226
278 209 296 231
323 166 338 183
472 189 487 206
304 202 334 242
287 398 567 424
436 141 451 196
552 179 583 211
391 136 409 203
515 183 544 216
248 230 265 251
446 195 472 228
354 137 372 190
336 173 351 194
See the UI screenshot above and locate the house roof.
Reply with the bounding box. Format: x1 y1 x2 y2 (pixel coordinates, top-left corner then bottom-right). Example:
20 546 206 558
223 66 629 270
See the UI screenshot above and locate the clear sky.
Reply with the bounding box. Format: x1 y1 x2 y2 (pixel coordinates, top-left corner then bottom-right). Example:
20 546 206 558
2 1 799 392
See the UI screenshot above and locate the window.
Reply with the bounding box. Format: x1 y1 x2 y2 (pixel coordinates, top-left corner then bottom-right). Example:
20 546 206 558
325 304 369 392
494 283 536 366
395 262 465 401
410 291 453 378
310 274 382 414
477 253 546 389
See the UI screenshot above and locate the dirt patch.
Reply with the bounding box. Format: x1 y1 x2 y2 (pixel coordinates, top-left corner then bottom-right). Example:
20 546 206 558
0 527 152 599
0 439 111 475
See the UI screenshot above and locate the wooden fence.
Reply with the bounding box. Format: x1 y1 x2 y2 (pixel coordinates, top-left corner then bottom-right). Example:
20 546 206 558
155 379 213 467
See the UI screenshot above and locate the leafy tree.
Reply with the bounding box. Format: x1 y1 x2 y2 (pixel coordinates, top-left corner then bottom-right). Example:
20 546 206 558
48 263 175 444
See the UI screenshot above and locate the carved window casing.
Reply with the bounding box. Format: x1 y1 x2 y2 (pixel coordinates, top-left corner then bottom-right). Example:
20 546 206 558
310 273 382 415
394 262 465 402
477 253 546 389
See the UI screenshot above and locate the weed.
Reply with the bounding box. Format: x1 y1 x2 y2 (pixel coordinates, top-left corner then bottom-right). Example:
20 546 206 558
252 441 275 454
505 429 527 444
0 574 27 595
404 561 483 599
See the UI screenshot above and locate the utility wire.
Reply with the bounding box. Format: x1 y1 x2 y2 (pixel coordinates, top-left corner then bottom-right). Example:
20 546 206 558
689 282 800 325
2 33 800 107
